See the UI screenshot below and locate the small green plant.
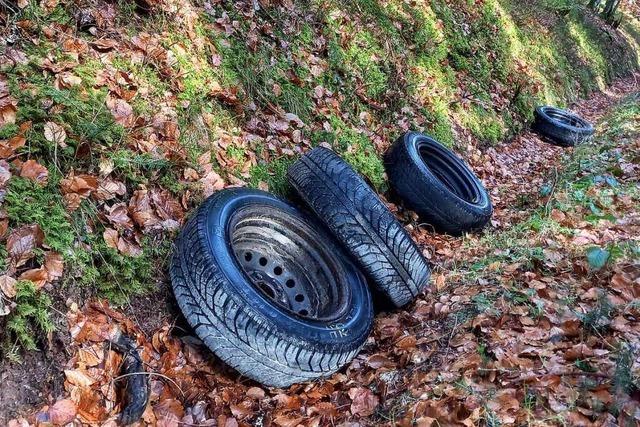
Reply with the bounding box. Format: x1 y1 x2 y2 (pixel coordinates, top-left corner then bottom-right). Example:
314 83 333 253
523 388 537 411
613 344 637 395
5 281 54 351
5 178 74 254
581 293 616 333
482 405 502 427
249 156 294 196
574 358 597 373
585 246 610 270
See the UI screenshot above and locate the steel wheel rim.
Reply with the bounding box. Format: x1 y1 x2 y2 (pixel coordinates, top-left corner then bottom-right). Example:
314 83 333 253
229 204 351 321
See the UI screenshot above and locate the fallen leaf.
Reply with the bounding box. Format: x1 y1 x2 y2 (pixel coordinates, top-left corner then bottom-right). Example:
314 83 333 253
200 170 225 197
93 178 126 201
48 399 77 425
61 173 99 210
348 387 379 416
0 275 17 298
64 369 95 387
20 159 49 185
0 160 12 188
106 96 134 127
43 121 67 145
103 228 119 250
104 203 134 229
0 74 17 127
7 224 45 267
19 267 48 288
44 252 64 281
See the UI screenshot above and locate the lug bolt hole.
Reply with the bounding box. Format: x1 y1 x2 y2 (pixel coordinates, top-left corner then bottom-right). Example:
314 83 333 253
286 279 295 288
299 309 308 316
259 257 268 266
295 294 304 302
274 266 283 275
244 252 252 262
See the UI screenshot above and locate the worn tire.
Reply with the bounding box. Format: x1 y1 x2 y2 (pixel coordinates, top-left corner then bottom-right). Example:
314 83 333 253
532 106 595 147
170 188 373 387
287 147 430 308
385 132 492 236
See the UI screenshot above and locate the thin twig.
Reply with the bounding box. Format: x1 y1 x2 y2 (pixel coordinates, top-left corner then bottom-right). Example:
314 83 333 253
111 371 185 397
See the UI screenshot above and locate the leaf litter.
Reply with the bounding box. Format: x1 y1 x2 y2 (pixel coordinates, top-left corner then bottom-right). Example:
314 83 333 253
5 76 638 426
0 0 639 424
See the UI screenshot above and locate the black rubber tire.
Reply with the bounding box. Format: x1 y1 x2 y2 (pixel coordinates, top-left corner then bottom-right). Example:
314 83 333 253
385 132 492 236
532 106 595 147
287 147 431 308
170 188 373 388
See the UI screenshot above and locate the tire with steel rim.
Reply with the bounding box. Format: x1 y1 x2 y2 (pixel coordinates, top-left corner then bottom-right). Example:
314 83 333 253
385 132 492 236
287 147 431 308
170 188 373 387
532 106 595 146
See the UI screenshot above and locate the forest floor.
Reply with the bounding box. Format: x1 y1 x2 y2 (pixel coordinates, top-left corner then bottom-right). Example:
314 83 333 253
4 73 639 426
2 0 640 424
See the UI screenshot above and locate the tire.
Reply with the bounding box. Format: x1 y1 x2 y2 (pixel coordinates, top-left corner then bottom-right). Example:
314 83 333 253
532 106 595 147
170 188 373 387
385 132 492 236
287 147 430 308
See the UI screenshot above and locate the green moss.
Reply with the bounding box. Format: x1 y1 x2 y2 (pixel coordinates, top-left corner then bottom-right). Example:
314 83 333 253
66 241 151 305
5 178 74 254
343 29 388 100
312 115 386 190
459 105 505 145
7 65 124 173
217 39 313 121
109 149 172 184
65 205 171 305
249 156 294 196
0 124 20 139
5 281 54 351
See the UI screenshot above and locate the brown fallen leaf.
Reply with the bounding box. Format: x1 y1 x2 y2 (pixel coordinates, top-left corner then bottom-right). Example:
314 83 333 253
200 170 225 197
348 387 379 417
129 189 159 230
43 121 67 145
7 224 45 267
104 203 134 229
103 227 142 257
0 74 17 127
20 159 49 185
19 267 48 288
64 368 95 387
61 173 99 210
0 274 17 298
54 72 82 90
103 228 119 250
0 135 26 158
0 160 11 188
93 178 126 201
44 251 64 281
48 399 77 426
106 96 135 127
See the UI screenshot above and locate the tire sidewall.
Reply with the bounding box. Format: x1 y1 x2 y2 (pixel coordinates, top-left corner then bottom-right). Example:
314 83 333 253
200 188 372 348
535 106 595 137
403 132 492 215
